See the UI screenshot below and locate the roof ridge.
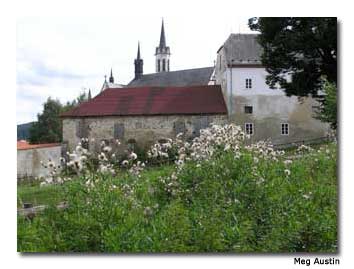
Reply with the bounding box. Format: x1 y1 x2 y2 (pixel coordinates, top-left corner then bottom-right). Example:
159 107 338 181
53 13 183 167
140 66 214 76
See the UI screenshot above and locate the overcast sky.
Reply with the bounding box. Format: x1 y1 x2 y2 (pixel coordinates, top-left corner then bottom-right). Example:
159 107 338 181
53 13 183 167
16 16 254 124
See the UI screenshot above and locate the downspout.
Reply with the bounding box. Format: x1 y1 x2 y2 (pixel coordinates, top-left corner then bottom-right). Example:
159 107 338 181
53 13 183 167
229 59 234 118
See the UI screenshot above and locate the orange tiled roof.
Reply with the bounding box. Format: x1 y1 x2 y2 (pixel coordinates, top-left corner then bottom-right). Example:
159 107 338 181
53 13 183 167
17 140 60 150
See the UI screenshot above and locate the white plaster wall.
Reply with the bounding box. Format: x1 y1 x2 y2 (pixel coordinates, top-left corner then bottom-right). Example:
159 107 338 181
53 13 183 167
215 66 330 144
17 145 62 180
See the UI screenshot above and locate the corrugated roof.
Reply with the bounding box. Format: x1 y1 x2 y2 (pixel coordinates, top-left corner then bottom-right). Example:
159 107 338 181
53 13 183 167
221 34 263 65
17 140 61 150
61 85 227 118
127 67 214 87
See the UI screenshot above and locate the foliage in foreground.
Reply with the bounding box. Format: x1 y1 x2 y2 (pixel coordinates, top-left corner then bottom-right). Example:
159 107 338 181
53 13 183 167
18 141 337 253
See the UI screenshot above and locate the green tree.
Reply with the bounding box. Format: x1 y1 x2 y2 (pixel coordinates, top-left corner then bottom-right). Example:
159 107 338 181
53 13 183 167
29 97 63 143
29 90 90 144
316 79 337 130
248 17 337 97
62 90 89 112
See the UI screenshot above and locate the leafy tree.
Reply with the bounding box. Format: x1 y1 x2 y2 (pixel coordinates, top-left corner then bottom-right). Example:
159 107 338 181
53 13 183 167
315 79 337 130
29 97 63 143
29 90 90 144
62 90 89 113
248 17 337 97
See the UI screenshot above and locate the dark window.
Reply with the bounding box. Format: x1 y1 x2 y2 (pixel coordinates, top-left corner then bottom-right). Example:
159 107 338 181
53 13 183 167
76 119 88 138
193 117 209 137
281 123 289 135
162 59 166 71
246 78 252 89
244 106 253 114
158 60 161 72
127 139 136 151
114 123 125 139
167 59 170 71
245 123 254 135
173 121 186 136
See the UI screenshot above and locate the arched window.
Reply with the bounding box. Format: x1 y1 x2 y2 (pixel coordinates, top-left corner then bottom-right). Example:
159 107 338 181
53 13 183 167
162 59 166 72
167 60 170 71
157 60 161 72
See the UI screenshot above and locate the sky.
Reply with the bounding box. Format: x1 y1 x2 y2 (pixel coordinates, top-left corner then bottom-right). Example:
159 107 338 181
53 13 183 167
16 16 254 124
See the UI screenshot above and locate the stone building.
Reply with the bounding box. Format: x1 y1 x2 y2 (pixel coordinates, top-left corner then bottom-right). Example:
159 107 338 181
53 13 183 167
214 34 330 145
61 85 227 150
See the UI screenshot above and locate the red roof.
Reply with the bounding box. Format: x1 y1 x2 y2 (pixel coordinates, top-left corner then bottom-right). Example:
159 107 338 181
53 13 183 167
17 140 61 150
61 85 227 117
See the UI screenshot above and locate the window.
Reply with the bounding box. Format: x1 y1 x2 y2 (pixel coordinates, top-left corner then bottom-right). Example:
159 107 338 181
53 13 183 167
244 106 253 114
76 119 88 138
127 139 136 151
173 121 186 136
114 123 125 139
193 117 209 137
245 123 254 135
167 60 170 71
245 78 252 89
281 123 289 135
158 60 161 72
162 59 166 71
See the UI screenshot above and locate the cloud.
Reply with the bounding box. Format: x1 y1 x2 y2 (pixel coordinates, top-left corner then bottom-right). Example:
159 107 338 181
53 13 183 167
16 16 254 124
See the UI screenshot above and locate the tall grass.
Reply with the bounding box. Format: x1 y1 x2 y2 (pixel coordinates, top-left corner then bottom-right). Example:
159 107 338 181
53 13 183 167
17 143 337 253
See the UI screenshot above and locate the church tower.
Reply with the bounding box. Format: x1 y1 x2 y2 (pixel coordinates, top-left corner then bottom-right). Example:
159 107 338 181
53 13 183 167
134 42 143 79
109 68 114 83
155 19 170 73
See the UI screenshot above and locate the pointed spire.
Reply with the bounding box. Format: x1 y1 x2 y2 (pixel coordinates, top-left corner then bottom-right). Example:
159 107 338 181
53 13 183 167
109 68 114 83
159 19 166 48
137 41 141 59
134 42 143 79
88 89 92 100
104 75 107 82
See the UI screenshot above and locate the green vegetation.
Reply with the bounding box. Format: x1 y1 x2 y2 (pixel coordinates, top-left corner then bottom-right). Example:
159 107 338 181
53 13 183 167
17 182 65 208
316 80 337 130
248 17 337 97
29 91 90 144
17 143 337 253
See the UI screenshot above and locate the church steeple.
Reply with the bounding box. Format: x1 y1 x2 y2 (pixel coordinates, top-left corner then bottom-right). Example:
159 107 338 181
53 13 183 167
109 68 114 83
134 42 143 79
155 19 170 73
88 89 92 100
159 19 166 48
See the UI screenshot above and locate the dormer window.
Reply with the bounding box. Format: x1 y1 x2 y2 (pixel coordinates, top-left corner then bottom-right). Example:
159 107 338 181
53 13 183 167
246 78 252 89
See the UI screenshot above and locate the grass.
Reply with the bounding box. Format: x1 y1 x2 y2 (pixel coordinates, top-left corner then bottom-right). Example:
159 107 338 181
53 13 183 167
17 143 337 253
17 182 65 208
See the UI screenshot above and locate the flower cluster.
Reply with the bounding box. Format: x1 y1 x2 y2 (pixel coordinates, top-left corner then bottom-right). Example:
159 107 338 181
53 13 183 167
39 137 144 186
39 158 72 186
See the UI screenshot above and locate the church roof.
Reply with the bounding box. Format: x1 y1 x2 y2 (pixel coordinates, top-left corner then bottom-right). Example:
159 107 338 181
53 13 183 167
61 85 227 118
127 67 214 87
218 34 263 65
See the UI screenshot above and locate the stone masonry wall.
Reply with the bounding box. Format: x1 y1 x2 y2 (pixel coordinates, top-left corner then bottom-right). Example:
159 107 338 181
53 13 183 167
62 114 227 151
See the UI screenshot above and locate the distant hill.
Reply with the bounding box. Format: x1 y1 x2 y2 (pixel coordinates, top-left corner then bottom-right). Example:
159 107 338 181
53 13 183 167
17 122 35 141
